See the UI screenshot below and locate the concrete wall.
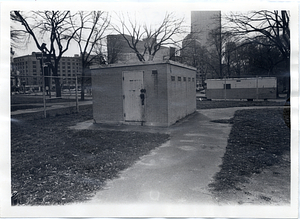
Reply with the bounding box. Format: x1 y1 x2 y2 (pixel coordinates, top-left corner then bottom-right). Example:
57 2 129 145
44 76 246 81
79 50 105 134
167 63 196 125
91 61 196 126
143 64 169 126
92 69 124 123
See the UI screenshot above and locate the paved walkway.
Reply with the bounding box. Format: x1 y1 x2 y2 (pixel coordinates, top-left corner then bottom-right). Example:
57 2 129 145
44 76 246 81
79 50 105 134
69 106 285 206
71 108 243 205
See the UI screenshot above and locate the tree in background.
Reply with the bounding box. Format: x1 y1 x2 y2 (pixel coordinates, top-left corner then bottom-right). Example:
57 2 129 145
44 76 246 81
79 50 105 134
10 12 28 49
70 11 110 100
13 11 81 97
225 10 290 95
112 12 186 62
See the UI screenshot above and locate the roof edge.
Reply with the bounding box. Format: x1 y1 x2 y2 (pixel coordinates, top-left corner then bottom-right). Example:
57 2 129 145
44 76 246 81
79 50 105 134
90 60 197 71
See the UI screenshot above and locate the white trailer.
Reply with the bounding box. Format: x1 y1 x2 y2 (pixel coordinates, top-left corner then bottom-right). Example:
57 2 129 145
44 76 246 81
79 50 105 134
206 77 277 100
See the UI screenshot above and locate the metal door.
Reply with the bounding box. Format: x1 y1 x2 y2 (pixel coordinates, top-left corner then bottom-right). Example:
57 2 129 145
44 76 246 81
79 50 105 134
122 71 144 122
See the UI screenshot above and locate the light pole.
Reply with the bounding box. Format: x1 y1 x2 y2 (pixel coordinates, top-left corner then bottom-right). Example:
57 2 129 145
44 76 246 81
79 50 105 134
41 43 47 118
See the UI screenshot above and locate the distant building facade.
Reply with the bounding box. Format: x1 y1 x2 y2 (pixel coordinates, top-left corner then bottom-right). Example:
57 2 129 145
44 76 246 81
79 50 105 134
181 11 222 87
12 53 83 90
190 11 221 47
107 34 176 64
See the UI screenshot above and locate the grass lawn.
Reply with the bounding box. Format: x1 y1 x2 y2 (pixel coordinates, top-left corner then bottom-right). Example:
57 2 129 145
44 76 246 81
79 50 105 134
197 99 286 109
11 96 290 205
11 109 169 205
208 108 290 204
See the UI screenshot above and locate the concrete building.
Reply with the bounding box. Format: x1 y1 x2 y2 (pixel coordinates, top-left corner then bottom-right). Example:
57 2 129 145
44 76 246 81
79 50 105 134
12 52 82 90
190 11 221 47
181 11 221 84
91 60 196 127
107 34 176 64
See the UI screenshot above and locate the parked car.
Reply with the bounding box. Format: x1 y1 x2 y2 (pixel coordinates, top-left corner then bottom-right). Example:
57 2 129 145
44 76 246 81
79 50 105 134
196 90 206 101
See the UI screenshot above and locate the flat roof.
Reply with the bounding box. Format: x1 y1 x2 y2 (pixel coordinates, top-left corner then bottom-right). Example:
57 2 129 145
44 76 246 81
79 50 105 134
206 77 277 81
90 60 197 71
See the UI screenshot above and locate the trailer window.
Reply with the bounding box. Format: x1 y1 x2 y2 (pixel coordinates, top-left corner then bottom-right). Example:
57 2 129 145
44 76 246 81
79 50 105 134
224 84 231 89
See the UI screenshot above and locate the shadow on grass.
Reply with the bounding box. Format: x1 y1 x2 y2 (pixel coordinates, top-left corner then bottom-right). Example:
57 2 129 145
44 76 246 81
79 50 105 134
209 108 290 192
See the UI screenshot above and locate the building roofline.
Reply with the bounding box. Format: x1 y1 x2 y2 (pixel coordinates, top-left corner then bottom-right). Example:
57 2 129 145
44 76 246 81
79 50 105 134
206 77 277 81
13 52 81 59
90 60 197 71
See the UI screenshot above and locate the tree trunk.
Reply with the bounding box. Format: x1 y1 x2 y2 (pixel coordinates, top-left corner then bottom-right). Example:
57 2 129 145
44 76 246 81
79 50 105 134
148 54 154 61
54 78 61 97
51 61 61 97
285 58 290 99
81 70 85 101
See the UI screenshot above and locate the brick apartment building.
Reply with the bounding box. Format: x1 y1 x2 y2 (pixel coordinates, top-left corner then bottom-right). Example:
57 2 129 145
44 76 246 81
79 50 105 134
12 52 83 90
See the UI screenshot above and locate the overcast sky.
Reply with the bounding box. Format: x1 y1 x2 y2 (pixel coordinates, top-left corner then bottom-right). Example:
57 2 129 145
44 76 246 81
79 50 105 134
11 8 192 57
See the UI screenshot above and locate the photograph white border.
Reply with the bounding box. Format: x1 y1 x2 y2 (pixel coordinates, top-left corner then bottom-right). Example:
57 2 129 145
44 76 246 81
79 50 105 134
1 1 298 218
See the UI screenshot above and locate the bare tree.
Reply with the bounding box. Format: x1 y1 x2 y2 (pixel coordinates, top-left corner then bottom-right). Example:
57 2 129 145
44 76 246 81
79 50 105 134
70 11 110 100
112 12 186 62
10 12 28 49
225 10 290 94
225 11 289 66
12 11 81 97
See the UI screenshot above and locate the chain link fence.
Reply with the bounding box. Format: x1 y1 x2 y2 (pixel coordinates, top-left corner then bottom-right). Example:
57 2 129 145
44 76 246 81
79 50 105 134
11 75 92 116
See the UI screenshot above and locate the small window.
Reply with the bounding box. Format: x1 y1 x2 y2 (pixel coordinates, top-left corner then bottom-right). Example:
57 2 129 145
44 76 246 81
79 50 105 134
192 78 195 82
152 70 158 74
236 80 241 82
171 76 175 81
188 77 191 82
183 77 186 82
224 84 231 89
178 77 181 81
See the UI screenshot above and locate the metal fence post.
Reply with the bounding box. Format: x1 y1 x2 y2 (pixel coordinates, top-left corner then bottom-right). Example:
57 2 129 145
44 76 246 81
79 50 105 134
75 76 79 113
42 53 46 118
